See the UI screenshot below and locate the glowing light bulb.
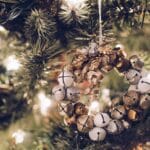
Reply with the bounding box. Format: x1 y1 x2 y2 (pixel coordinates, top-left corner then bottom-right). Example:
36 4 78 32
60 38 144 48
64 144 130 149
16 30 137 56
37 91 52 116
12 130 26 144
101 88 112 107
64 0 86 9
4 55 21 71
89 101 100 115
0 25 8 36
67 0 78 6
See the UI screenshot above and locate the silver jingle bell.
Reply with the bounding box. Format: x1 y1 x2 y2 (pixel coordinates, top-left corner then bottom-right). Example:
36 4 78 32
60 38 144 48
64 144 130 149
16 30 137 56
138 76 150 93
89 127 106 141
140 94 150 109
77 115 94 133
94 112 111 127
52 85 65 101
106 120 124 134
111 105 126 119
58 71 74 87
125 69 142 85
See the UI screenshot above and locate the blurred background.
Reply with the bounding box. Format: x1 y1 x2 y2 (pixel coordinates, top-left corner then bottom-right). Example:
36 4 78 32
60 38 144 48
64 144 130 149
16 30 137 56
0 0 149 149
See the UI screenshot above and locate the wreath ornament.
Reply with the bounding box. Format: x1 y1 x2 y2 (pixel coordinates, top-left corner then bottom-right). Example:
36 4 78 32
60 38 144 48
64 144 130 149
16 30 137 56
52 0 150 142
52 43 150 141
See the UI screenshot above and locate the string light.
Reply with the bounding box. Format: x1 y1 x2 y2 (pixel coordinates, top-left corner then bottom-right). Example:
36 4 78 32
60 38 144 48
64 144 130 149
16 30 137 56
101 88 112 107
62 0 88 11
12 130 26 144
88 101 100 115
4 55 21 71
37 91 52 116
65 0 78 6
0 25 8 36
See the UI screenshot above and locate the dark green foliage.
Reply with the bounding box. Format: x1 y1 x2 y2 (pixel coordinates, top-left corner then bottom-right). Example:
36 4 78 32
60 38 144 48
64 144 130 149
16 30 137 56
25 9 57 44
0 0 148 45
0 90 29 129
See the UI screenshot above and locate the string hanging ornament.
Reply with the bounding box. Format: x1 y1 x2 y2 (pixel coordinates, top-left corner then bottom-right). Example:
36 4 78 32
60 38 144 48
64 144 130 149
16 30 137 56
51 0 150 142
98 0 102 46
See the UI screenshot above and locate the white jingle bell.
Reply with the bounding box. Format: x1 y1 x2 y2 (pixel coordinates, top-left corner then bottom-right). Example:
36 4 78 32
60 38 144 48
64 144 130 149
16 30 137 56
111 105 126 119
66 87 80 101
114 44 124 51
89 127 106 141
125 69 142 85
106 120 124 134
123 90 140 106
52 85 65 101
58 71 74 87
140 94 150 109
77 115 94 133
58 102 68 116
58 102 75 117
88 42 99 57
129 55 144 71
138 76 150 93
94 113 111 127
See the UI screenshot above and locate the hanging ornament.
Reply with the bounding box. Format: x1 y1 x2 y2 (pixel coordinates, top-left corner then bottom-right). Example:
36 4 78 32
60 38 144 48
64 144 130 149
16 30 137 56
137 75 150 93
58 71 74 87
110 105 126 119
77 115 94 133
89 127 106 141
58 0 90 25
51 0 149 142
129 55 144 71
139 94 150 110
125 69 142 85
123 90 140 107
94 113 111 127
106 120 124 134
52 85 65 101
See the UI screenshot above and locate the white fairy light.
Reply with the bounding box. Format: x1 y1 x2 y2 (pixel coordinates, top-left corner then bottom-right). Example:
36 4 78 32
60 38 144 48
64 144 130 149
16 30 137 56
0 25 9 36
12 130 26 144
89 101 100 115
4 55 21 71
37 91 52 116
115 44 125 50
101 88 112 106
59 0 89 24
65 0 78 7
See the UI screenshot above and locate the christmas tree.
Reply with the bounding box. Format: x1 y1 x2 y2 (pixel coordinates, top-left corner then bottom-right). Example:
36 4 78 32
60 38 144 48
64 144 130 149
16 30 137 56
0 0 150 149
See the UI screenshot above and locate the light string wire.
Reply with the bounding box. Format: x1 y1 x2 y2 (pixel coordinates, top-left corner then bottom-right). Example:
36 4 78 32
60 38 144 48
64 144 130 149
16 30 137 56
98 0 102 46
